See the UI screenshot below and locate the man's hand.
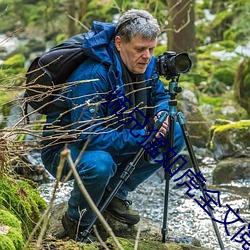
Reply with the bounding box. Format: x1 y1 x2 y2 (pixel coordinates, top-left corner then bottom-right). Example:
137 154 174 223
154 111 169 138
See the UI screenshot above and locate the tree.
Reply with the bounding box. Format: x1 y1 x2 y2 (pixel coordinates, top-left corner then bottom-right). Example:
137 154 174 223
166 0 196 62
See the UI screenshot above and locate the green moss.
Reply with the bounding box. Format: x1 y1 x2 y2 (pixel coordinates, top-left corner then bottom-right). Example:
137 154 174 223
7 228 24 249
213 120 250 133
1 54 25 69
0 209 24 249
0 54 26 87
213 67 235 86
0 209 21 229
235 58 250 116
199 95 224 107
217 40 237 51
106 237 204 250
0 175 47 239
209 120 250 150
0 235 16 250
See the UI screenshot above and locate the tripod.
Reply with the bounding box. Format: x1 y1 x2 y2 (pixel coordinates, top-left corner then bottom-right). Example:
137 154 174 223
161 76 225 249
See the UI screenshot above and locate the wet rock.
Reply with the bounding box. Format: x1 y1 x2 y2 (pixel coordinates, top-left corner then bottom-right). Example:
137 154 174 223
179 100 211 148
45 201 211 250
213 157 250 184
209 119 250 160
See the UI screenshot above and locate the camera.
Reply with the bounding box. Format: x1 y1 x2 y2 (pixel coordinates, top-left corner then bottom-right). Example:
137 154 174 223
156 51 192 79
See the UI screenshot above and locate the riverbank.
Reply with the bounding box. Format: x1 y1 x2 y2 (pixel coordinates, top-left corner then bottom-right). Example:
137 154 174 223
38 152 250 250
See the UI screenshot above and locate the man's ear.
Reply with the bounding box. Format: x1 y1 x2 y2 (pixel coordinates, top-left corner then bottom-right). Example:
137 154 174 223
115 36 122 51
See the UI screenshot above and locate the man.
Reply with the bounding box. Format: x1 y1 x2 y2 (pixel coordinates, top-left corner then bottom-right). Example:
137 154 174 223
41 9 185 241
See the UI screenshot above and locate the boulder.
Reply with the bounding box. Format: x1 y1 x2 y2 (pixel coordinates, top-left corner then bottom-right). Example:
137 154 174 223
209 119 250 160
213 157 250 184
41 201 211 250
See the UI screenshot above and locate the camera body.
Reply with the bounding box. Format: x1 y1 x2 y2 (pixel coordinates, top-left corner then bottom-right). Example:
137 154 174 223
156 51 192 79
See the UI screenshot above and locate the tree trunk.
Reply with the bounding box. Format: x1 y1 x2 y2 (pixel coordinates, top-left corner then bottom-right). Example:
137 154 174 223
78 0 88 20
167 0 196 63
67 0 77 36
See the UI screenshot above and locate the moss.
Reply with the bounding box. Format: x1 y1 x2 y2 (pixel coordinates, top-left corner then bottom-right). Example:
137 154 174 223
213 67 235 86
0 174 47 239
0 235 16 250
105 237 205 250
235 57 250 116
199 95 224 107
7 228 24 249
0 209 21 229
0 54 26 86
209 120 250 150
213 120 250 133
1 54 25 69
0 209 24 249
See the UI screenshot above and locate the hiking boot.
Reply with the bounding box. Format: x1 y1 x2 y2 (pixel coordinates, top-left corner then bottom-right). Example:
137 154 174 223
61 213 97 243
105 196 140 225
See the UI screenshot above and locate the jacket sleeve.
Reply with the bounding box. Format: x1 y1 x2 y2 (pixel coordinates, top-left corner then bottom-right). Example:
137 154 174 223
65 61 146 156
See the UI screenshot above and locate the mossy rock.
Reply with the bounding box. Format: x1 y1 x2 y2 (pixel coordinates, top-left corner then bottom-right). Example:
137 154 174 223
0 174 47 239
199 92 248 122
28 237 210 250
106 237 210 250
209 120 250 160
0 209 24 250
235 57 250 116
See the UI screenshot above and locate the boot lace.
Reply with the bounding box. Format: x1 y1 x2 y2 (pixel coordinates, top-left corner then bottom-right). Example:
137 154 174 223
123 200 132 209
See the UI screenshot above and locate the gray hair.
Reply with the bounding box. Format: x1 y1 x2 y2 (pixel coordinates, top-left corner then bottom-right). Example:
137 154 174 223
115 9 160 43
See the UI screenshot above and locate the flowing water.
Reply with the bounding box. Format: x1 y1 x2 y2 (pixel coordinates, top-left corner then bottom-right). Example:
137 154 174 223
38 155 250 250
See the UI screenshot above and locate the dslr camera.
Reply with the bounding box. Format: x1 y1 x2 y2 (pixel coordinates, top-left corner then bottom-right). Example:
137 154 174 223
156 51 192 79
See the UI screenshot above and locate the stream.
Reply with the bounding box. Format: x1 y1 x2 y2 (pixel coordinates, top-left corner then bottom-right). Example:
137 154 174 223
38 152 250 250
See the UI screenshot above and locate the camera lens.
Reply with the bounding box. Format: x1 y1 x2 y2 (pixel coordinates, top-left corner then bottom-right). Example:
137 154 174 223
174 53 192 73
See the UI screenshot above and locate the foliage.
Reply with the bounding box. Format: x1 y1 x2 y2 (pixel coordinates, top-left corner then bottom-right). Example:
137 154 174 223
197 0 250 46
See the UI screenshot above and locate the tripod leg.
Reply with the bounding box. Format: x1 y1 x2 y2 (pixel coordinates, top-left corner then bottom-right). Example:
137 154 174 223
162 114 175 243
161 172 171 243
177 112 225 250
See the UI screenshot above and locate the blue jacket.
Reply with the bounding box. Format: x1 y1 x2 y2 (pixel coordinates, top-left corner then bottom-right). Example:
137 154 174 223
44 21 170 156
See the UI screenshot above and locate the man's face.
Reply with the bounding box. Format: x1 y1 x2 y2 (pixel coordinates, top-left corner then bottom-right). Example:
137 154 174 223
115 35 157 74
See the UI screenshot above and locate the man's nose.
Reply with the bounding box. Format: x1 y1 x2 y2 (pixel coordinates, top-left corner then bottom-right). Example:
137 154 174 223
142 49 151 59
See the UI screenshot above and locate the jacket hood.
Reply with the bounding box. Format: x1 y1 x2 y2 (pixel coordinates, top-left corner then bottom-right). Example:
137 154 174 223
82 21 116 65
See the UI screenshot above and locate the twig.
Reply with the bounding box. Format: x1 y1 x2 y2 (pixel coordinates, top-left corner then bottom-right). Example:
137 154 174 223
61 148 124 250
134 220 142 250
22 154 65 249
68 14 89 31
93 225 110 250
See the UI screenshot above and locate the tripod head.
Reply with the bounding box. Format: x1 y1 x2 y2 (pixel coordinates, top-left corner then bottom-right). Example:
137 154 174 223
168 76 182 100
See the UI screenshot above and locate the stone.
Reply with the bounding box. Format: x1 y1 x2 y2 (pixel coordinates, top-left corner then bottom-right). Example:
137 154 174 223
209 120 250 160
213 157 250 184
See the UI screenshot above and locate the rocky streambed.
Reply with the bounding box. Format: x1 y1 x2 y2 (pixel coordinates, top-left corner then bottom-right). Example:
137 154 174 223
38 153 250 250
